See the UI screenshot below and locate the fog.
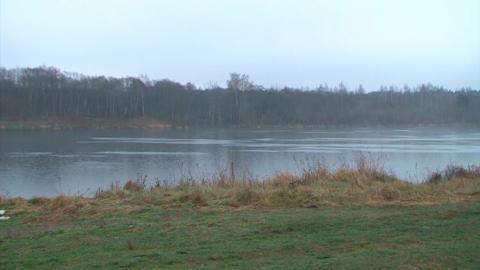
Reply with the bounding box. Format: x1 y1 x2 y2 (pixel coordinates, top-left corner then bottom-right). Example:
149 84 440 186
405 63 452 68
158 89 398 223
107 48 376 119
1 0 479 90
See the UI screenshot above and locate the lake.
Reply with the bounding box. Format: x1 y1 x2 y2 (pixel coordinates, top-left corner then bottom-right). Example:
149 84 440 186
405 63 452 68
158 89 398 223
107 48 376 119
1 127 479 198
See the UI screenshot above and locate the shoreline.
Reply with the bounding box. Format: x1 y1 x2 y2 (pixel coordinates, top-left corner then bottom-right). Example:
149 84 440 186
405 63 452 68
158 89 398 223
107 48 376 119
1 163 479 269
2 163 479 207
1 117 479 131
0 117 178 131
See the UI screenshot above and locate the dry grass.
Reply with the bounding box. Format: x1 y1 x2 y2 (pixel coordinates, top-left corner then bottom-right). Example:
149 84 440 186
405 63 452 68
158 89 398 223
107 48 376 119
426 165 480 183
1 157 479 222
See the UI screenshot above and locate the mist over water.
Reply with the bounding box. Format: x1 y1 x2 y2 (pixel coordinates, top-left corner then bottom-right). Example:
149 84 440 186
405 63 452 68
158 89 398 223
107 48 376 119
1 127 479 198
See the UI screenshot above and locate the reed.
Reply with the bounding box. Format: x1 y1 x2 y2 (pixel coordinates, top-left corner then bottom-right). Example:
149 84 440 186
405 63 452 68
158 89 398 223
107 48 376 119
1 156 479 222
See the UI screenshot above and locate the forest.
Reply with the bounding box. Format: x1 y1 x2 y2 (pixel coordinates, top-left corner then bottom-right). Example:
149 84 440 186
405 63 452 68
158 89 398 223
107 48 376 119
0 66 479 127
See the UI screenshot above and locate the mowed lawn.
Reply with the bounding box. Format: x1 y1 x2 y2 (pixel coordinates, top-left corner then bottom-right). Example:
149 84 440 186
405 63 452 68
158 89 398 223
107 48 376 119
1 202 479 269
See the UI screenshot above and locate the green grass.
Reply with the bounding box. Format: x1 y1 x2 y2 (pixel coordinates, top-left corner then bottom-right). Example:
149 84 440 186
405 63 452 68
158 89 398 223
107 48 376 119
1 163 479 269
1 202 479 269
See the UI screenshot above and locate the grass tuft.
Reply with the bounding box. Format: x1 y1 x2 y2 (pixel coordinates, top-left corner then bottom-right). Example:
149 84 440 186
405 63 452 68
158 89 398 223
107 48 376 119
426 165 480 183
1 156 479 222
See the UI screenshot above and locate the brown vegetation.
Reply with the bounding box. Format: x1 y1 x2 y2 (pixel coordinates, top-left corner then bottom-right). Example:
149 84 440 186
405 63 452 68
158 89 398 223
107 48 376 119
1 158 479 222
0 117 175 131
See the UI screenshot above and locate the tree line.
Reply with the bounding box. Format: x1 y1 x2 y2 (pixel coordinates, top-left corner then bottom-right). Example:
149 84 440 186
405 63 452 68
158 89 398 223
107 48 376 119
0 66 479 126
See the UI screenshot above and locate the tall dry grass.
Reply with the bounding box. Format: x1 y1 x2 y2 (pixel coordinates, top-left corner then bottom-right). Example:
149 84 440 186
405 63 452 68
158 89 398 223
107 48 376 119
1 155 479 221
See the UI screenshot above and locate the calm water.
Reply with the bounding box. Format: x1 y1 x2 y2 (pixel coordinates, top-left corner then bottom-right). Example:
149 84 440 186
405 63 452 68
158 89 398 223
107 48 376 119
1 128 479 198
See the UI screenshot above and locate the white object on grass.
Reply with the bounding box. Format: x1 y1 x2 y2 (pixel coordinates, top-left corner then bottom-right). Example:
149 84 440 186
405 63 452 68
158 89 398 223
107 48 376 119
0 209 9 220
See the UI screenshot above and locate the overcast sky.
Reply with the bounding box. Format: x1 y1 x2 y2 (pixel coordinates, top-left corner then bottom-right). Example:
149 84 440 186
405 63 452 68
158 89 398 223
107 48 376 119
1 0 479 90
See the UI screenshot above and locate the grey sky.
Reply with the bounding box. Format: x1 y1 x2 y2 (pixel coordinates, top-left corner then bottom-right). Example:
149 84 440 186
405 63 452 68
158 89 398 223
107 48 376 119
1 0 479 90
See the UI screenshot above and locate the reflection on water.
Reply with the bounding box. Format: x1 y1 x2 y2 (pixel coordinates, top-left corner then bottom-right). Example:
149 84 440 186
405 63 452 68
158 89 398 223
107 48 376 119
1 127 479 197
94 151 206 156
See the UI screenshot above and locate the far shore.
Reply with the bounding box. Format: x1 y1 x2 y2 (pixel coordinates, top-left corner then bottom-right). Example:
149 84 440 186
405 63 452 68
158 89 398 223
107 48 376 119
1 117 478 131
0 117 178 131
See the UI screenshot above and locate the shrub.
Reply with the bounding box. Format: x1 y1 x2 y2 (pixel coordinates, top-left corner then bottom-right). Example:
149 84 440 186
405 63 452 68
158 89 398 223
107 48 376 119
124 177 146 192
28 197 50 205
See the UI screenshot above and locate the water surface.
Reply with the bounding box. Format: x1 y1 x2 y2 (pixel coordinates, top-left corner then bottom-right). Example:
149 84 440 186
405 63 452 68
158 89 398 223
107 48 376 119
1 127 479 197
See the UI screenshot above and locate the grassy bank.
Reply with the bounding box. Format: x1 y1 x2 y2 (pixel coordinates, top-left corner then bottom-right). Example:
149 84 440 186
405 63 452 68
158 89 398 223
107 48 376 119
1 202 479 269
1 163 479 269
